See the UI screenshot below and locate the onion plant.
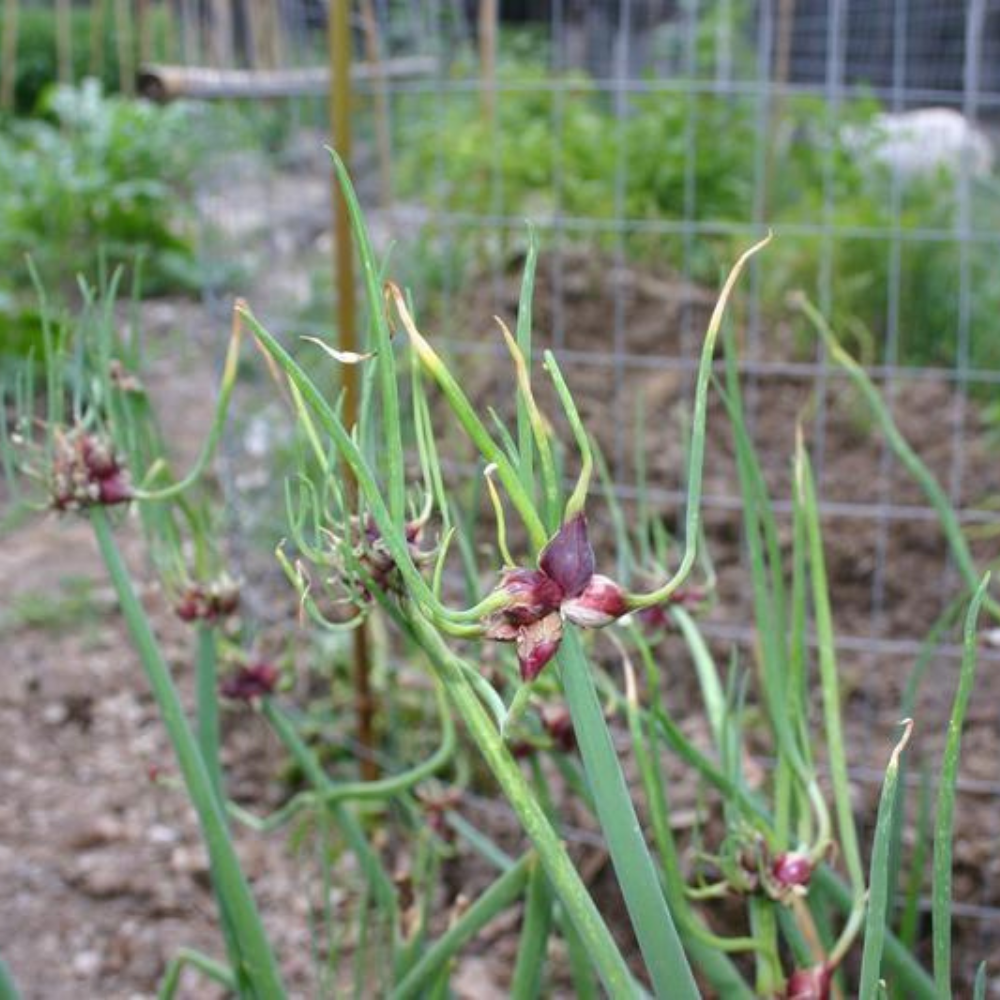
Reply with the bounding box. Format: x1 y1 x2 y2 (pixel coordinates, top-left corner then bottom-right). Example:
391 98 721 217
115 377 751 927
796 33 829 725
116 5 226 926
2 151 996 998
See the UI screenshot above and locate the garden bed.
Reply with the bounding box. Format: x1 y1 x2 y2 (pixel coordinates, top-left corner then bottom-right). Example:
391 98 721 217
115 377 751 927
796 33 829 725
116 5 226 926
3 165 1000 995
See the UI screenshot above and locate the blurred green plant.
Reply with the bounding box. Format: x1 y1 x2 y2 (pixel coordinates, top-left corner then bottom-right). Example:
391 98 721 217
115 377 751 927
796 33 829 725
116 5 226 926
5 3 172 115
0 81 233 364
395 43 1000 373
3 153 997 997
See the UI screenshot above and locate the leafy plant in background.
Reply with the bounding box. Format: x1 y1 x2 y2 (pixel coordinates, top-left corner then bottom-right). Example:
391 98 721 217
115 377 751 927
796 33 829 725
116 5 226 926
2 158 997 997
5 2 172 115
0 81 236 365
395 24 1000 373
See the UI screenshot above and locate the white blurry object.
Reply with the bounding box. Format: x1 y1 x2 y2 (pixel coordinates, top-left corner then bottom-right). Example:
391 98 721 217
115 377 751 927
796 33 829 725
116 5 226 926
843 107 994 180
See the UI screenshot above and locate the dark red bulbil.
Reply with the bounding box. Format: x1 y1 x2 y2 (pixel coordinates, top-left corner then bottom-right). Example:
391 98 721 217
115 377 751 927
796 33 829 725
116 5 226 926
356 514 432 595
771 851 814 889
540 703 576 753
784 964 831 1000
51 428 133 511
538 513 595 598
637 586 708 631
483 514 627 682
494 569 564 625
220 662 279 701
174 579 241 624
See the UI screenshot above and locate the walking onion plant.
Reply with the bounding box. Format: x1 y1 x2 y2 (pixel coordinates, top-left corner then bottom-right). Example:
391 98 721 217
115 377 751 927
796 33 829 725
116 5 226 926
2 151 996 998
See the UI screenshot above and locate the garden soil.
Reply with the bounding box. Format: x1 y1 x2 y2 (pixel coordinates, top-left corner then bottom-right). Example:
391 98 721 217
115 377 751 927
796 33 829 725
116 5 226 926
3 241 1000 995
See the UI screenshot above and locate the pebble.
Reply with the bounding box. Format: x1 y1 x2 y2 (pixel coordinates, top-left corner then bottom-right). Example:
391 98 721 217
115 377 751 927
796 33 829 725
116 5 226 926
72 949 101 977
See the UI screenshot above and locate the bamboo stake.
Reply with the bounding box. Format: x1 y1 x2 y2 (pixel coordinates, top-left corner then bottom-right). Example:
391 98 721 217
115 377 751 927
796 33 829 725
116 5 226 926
89 0 106 78
262 0 282 70
136 0 153 66
114 0 135 94
56 0 73 84
180 0 199 65
478 0 496 125
207 0 233 68
0 0 19 111
329 0 378 781
762 0 796 219
358 0 393 206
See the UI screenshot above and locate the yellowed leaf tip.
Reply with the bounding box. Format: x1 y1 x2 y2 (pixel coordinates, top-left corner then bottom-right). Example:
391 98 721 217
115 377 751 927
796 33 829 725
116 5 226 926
301 336 375 365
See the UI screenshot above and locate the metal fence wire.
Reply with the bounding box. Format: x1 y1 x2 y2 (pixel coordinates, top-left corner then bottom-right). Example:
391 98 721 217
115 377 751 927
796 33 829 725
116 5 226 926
189 0 1000 970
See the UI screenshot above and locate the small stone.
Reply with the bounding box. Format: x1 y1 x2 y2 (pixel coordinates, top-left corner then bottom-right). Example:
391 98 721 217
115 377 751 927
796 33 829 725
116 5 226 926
147 823 178 845
72 950 101 977
42 702 68 726
64 815 127 850
169 844 209 876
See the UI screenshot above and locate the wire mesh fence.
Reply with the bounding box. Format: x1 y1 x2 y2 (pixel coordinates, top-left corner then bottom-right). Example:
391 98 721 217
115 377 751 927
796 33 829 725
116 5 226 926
182 0 1000 967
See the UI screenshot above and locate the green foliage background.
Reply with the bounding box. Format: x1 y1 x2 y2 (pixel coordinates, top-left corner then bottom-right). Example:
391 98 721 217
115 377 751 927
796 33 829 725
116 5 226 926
395 44 1000 373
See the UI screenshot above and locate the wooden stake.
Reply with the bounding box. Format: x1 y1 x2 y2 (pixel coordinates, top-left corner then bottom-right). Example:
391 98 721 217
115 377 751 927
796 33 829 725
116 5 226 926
358 0 393 206
89 0 106 78
0 0 20 111
478 0 497 125
136 0 153 66
330 0 378 781
114 0 135 94
56 0 73 84
762 0 797 220
207 0 233 68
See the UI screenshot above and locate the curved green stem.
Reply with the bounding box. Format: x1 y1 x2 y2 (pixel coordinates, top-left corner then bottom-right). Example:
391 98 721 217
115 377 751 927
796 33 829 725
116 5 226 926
627 233 772 610
558 629 698 999
386 283 548 551
406 612 641 997
796 439 864 898
391 854 533 1000
327 148 406 526
543 350 592 519
262 699 397 915
933 574 990 996
157 948 235 1000
795 294 1000 622
195 624 224 803
90 509 285 998
135 307 242 501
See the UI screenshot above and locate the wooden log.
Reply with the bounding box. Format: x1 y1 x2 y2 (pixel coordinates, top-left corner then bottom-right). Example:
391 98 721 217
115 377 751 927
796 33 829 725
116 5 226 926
137 56 435 102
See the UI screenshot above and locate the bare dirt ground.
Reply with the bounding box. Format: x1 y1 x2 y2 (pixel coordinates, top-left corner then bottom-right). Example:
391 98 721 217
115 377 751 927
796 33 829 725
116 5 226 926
4 148 1000 996
454 246 1000 994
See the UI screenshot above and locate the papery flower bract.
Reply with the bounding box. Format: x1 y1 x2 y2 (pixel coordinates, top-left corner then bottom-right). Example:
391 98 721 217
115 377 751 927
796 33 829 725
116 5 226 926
562 574 628 628
516 613 563 682
483 514 627 681
493 568 564 625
